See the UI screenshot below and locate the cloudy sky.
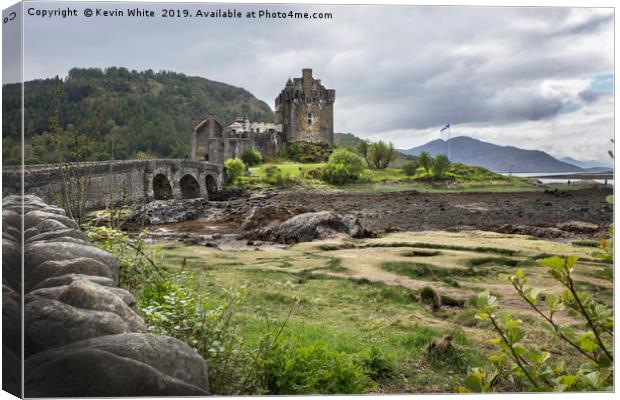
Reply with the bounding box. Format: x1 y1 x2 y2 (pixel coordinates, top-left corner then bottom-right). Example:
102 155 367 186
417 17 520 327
10 1 615 162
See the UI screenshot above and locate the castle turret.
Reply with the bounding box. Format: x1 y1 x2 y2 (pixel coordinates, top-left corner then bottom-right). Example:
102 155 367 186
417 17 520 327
275 68 335 145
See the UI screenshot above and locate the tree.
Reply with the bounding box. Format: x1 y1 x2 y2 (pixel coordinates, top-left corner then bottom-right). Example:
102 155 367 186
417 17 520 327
321 148 366 185
224 158 246 184
432 154 451 178
368 141 396 169
418 151 433 175
356 139 371 166
401 158 419 176
241 148 263 166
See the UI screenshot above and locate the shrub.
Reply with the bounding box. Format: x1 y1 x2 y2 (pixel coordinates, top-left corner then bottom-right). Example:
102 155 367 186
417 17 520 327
367 140 396 169
262 341 374 394
419 286 441 310
321 148 366 185
224 158 246 184
401 159 420 176
278 141 333 163
432 154 451 179
241 148 263 166
358 347 397 383
263 166 297 187
462 256 613 393
141 277 291 395
355 139 371 166
418 151 433 175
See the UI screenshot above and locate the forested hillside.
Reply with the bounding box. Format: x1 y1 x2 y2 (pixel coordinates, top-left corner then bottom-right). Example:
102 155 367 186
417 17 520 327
2 67 274 164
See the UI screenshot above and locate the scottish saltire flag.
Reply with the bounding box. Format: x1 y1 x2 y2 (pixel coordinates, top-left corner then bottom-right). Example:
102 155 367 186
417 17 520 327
440 124 450 132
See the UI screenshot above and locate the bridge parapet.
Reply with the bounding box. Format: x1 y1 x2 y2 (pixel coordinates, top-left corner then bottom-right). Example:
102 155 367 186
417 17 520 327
2 159 222 210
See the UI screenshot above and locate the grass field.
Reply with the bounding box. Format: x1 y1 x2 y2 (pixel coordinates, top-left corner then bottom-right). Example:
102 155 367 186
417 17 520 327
151 230 612 393
245 161 591 194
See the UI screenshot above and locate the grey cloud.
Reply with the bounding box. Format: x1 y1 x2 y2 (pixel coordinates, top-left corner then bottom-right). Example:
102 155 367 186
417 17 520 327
12 2 614 160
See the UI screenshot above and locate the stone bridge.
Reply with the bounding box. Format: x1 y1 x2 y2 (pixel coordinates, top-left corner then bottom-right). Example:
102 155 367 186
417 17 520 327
2 159 223 210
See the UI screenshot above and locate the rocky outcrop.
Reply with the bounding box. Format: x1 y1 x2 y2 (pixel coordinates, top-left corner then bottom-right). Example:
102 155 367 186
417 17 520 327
2 195 210 397
243 211 373 244
129 198 235 225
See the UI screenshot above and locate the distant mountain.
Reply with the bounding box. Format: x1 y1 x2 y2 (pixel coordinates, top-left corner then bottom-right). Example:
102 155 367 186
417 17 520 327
2 67 274 164
400 136 584 173
559 157 613 171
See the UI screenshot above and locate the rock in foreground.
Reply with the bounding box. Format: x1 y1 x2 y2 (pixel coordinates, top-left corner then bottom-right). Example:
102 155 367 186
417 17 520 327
243 211 372 244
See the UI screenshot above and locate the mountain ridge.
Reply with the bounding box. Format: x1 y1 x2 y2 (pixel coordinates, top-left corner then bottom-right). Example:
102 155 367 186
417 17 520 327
2 67 274 164
400 136 589 173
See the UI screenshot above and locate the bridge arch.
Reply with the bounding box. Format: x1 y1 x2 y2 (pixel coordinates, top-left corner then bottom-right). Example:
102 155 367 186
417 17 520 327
205 174 218 196
153 174 173 200
179 174 201 199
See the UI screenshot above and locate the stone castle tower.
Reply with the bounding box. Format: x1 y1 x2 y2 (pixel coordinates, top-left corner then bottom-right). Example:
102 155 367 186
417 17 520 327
274 68 335 144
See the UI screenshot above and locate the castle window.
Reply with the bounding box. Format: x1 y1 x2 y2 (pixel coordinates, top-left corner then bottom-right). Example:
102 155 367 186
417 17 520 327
307 112 313 125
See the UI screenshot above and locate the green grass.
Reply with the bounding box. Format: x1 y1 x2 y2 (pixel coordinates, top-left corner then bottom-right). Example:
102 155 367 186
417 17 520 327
380 261 492 281
464 256 526 268
572 240 601 248
154 248 487 393
365 242 519 256
400 250 442 257
246 160 540 194
149 231 612 394
324 257 349 272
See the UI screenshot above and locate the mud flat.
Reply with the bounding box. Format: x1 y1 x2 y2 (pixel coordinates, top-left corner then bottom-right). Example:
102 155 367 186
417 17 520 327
206 187 613 239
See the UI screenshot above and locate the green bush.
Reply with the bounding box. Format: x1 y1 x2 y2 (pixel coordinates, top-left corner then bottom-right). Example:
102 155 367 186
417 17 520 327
262 341 374 394
432 154 451 179
419 286 441 309
241 148 263 166
401 159 420 176
263 166 297 187
355 139 371 166
418 151 433 175
224 158 246 184
321 148 366 185
278 141 333 163
358 347 397 383
462 256 613 393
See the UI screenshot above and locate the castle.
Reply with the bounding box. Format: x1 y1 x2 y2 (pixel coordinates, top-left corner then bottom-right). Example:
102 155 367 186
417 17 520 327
190 68 335 164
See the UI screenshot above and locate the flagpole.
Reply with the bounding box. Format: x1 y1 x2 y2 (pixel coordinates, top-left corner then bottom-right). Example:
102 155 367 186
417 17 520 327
448 125 451 162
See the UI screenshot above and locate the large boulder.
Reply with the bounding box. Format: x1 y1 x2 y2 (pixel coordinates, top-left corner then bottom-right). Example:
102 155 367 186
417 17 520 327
3 221 20 243
3 239 21 291
25 299 134 355
245 211 372 244
26 228 88 244
25 219 71 239
29 273 114 292
26 333 209 392
25 242 118 279
24 210 79 230
26 257 115 291
2 209 21 229
3 344 21 397
239 205 311 231
3 284 21 354
27 280 145 333
25 348 208 397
